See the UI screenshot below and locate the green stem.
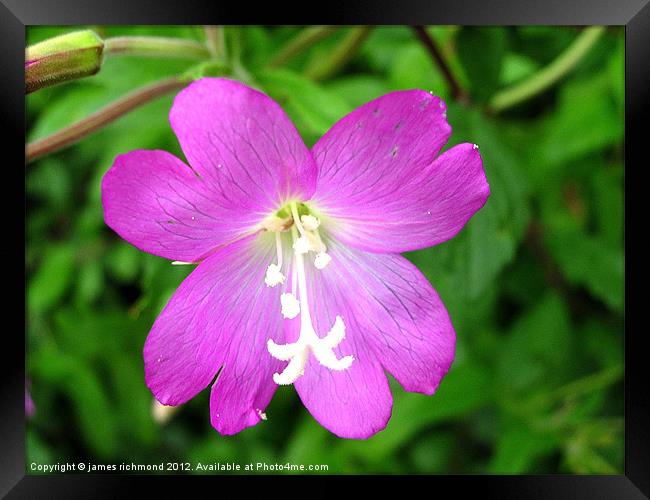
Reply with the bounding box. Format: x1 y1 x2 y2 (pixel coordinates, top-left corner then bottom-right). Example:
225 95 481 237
104 36 210 60
306 27 372 81
532 364 623 410
269 26 338 68
489 26 605 113
203 26 225 60
26 76 187 162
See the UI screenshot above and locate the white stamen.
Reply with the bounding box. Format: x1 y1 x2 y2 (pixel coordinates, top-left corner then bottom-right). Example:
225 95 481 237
314 252 332 270
293 235 311 254
264 232 286 287
268 223 354 385
301 214 320 231
262 215 290 232
264 263 285 287
171 261 193 265
280 292 300 319
256 408 267 420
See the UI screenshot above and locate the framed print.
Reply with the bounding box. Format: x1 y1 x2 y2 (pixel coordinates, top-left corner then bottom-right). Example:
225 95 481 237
2 0 648 497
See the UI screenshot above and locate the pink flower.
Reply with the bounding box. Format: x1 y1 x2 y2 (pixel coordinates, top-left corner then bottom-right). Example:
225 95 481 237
101 78 489 438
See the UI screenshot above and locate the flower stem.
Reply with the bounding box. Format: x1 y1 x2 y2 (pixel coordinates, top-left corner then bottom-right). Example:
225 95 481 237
412 26 469 103
269 26 338 68
532 364 623 409
489 26 605 113
26 76 186 162
103 36 211 60
306 27 372 81
203 26 225 60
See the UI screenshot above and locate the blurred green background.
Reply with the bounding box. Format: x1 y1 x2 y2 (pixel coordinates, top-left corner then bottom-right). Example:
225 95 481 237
26 26 624 474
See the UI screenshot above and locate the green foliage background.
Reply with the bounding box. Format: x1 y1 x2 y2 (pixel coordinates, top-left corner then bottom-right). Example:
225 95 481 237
26 26 624 474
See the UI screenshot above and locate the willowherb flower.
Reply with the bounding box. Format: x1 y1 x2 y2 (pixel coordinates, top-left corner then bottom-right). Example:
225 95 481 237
102 77 489 438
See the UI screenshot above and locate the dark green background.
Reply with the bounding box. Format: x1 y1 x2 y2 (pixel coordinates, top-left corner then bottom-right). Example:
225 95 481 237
26 26 624 474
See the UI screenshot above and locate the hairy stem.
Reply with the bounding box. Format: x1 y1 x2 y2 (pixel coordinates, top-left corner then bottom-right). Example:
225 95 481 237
104 36 210 60
412 26 469 103
489 26 605 113
269 26 338 68
26 77 187 162
306 27 372 81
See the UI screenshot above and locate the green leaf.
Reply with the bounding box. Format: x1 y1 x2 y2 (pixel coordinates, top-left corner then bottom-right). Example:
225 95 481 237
545 228 624 312
536 75 623 168
500 53 541 85
497 292 573 395
342 362 491 463
26 158 72 209
31 350 119 459
591 165 623 248
388 43 448 98
28 244 76 315
257 68 352 146
327 75 391 108
105 243 142 283
457 27 508 102
489 425 560 473
74 260 105 305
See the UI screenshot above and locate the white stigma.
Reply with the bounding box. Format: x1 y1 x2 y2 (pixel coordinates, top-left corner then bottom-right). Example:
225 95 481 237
264 263 285 287
314 252 332 270
280 293 300 319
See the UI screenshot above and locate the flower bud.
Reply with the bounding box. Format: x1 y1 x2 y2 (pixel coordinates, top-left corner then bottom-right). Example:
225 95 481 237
26 30 104 93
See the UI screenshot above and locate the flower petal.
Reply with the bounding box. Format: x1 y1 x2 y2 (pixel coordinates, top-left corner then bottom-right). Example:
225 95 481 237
209 236 292 435
144 233 283 411
287 257 393 439
209 339 284 435
311 90 489 252
326 240 456 394
288 236 455 437
170 77 318 213
102 149 261 262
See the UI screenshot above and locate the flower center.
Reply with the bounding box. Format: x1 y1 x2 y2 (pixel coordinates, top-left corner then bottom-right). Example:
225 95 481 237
262 202 354 385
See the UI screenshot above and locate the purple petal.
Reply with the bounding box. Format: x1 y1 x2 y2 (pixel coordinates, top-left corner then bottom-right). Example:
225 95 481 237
209 236 292 435
102 149 262 262
289 235 455 438
144 233 283 410
327 240 456 394
287 253 393 439
311 90 489 253
169 77 318 213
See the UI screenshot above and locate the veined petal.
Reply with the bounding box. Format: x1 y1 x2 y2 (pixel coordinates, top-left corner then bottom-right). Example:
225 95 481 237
102 149 261 262
311 90 489 253
286 254 393 439
144 233 285 416
169 77 318 214
325 239 456 395
209 232 294 435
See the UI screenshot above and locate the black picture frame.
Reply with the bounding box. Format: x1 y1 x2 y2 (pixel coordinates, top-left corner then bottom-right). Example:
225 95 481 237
4 0 648 497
